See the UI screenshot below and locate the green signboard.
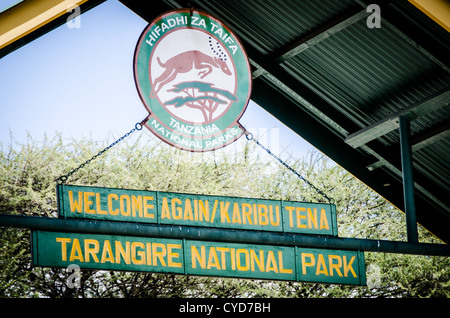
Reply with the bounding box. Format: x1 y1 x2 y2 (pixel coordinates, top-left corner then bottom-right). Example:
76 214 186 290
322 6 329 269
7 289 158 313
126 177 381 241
32 231 184 274
57 185 158 223
57 184 338 236
31 231 366 285
186 240 296 281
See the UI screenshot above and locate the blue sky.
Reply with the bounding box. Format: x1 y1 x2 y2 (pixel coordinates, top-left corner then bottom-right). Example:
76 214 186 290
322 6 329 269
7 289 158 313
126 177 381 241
0 0 315 160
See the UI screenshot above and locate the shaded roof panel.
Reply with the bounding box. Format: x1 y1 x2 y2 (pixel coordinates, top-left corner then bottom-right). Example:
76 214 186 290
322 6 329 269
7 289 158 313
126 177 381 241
196 0 358 55
120 0 449 242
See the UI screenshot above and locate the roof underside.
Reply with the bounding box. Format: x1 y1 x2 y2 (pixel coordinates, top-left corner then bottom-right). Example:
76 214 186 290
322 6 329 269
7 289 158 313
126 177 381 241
1 0 449 243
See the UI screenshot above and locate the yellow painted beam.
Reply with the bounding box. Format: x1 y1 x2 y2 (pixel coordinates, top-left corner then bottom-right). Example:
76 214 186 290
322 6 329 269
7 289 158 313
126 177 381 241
0 0 89 50
409 0 450 32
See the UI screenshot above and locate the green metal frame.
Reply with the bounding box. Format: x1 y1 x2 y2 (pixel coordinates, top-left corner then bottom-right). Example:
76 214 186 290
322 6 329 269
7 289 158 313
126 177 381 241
1 214 448 256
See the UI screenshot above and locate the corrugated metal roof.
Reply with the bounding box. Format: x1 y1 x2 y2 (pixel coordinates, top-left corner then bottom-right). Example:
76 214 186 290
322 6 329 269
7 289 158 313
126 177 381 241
160 0 450 242
283 20 450 131
414 136 450 192
2 0 448 242
199 0 357 54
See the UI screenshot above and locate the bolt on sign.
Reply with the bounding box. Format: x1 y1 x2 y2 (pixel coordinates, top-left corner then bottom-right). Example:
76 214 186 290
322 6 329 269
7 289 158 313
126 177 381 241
31 231 366 285
57 184 338 236
133 9 252 152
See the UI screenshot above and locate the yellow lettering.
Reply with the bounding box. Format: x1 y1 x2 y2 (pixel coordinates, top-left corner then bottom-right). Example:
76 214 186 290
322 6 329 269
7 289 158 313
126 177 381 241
242 203 252 225
152 243 167 267
198 200 209 222
184 199 193 221
307 208 318 229
258 204 268 225
211 200 218 224
320 209 329 230
115 241 130 264
279 251 293 274
207 247 221 270
146 243 152 265
68 191 83 213
96 193 108 215
250 249 264 272
69 239 84 262
131 195 143 217
253 204 258 225
232 203 241 224
131 242 145 265
56 237 71 261
301 253 315 275
230 248 236 270
191 245 206 269
194 200 199 221
143 196 155 219
265 251 278 273
216 247 229 270
108 193 119 215
171 198 182 220
343 256 357 277
167 244 182 268
101 240 115 263
84 239 100 263
236 249 249 271
296 207 307 228
220 201 231 223
120 195 131 216
316 254 329 276
285 206 295 228
328 255 343 277
84 192 95 214
270 206 280 226
161 197 171 219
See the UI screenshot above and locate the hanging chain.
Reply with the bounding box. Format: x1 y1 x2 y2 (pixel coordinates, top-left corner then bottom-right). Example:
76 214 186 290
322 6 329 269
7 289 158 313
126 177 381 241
56 116 150 184
55 115 334 203
245 131 335 204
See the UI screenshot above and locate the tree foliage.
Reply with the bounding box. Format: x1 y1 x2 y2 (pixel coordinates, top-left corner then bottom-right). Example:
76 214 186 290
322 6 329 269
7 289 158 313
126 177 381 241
165 82 237 122
0 132 448 298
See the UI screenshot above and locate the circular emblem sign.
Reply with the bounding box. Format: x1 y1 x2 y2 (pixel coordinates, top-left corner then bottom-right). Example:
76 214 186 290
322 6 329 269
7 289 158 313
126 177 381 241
134 9 252 152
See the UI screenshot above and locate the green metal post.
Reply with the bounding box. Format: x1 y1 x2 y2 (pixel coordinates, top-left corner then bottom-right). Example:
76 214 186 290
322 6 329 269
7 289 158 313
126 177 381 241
399 116 418 243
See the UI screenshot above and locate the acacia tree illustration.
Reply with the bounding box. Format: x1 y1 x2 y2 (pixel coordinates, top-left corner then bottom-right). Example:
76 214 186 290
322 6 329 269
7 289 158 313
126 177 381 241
164 81 237 122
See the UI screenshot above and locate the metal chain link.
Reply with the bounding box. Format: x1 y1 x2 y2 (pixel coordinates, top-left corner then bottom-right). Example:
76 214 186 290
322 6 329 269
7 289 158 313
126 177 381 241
245 131 335 204
56 116 150 184
56 116 334 204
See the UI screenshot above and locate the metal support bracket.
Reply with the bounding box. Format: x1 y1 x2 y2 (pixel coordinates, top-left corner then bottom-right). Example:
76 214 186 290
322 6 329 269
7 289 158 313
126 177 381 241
399 116 418 243
1 214 449 256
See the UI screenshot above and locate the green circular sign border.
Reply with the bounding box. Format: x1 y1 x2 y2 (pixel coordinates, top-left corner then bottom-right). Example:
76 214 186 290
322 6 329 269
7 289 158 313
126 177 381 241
133 9 252 152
